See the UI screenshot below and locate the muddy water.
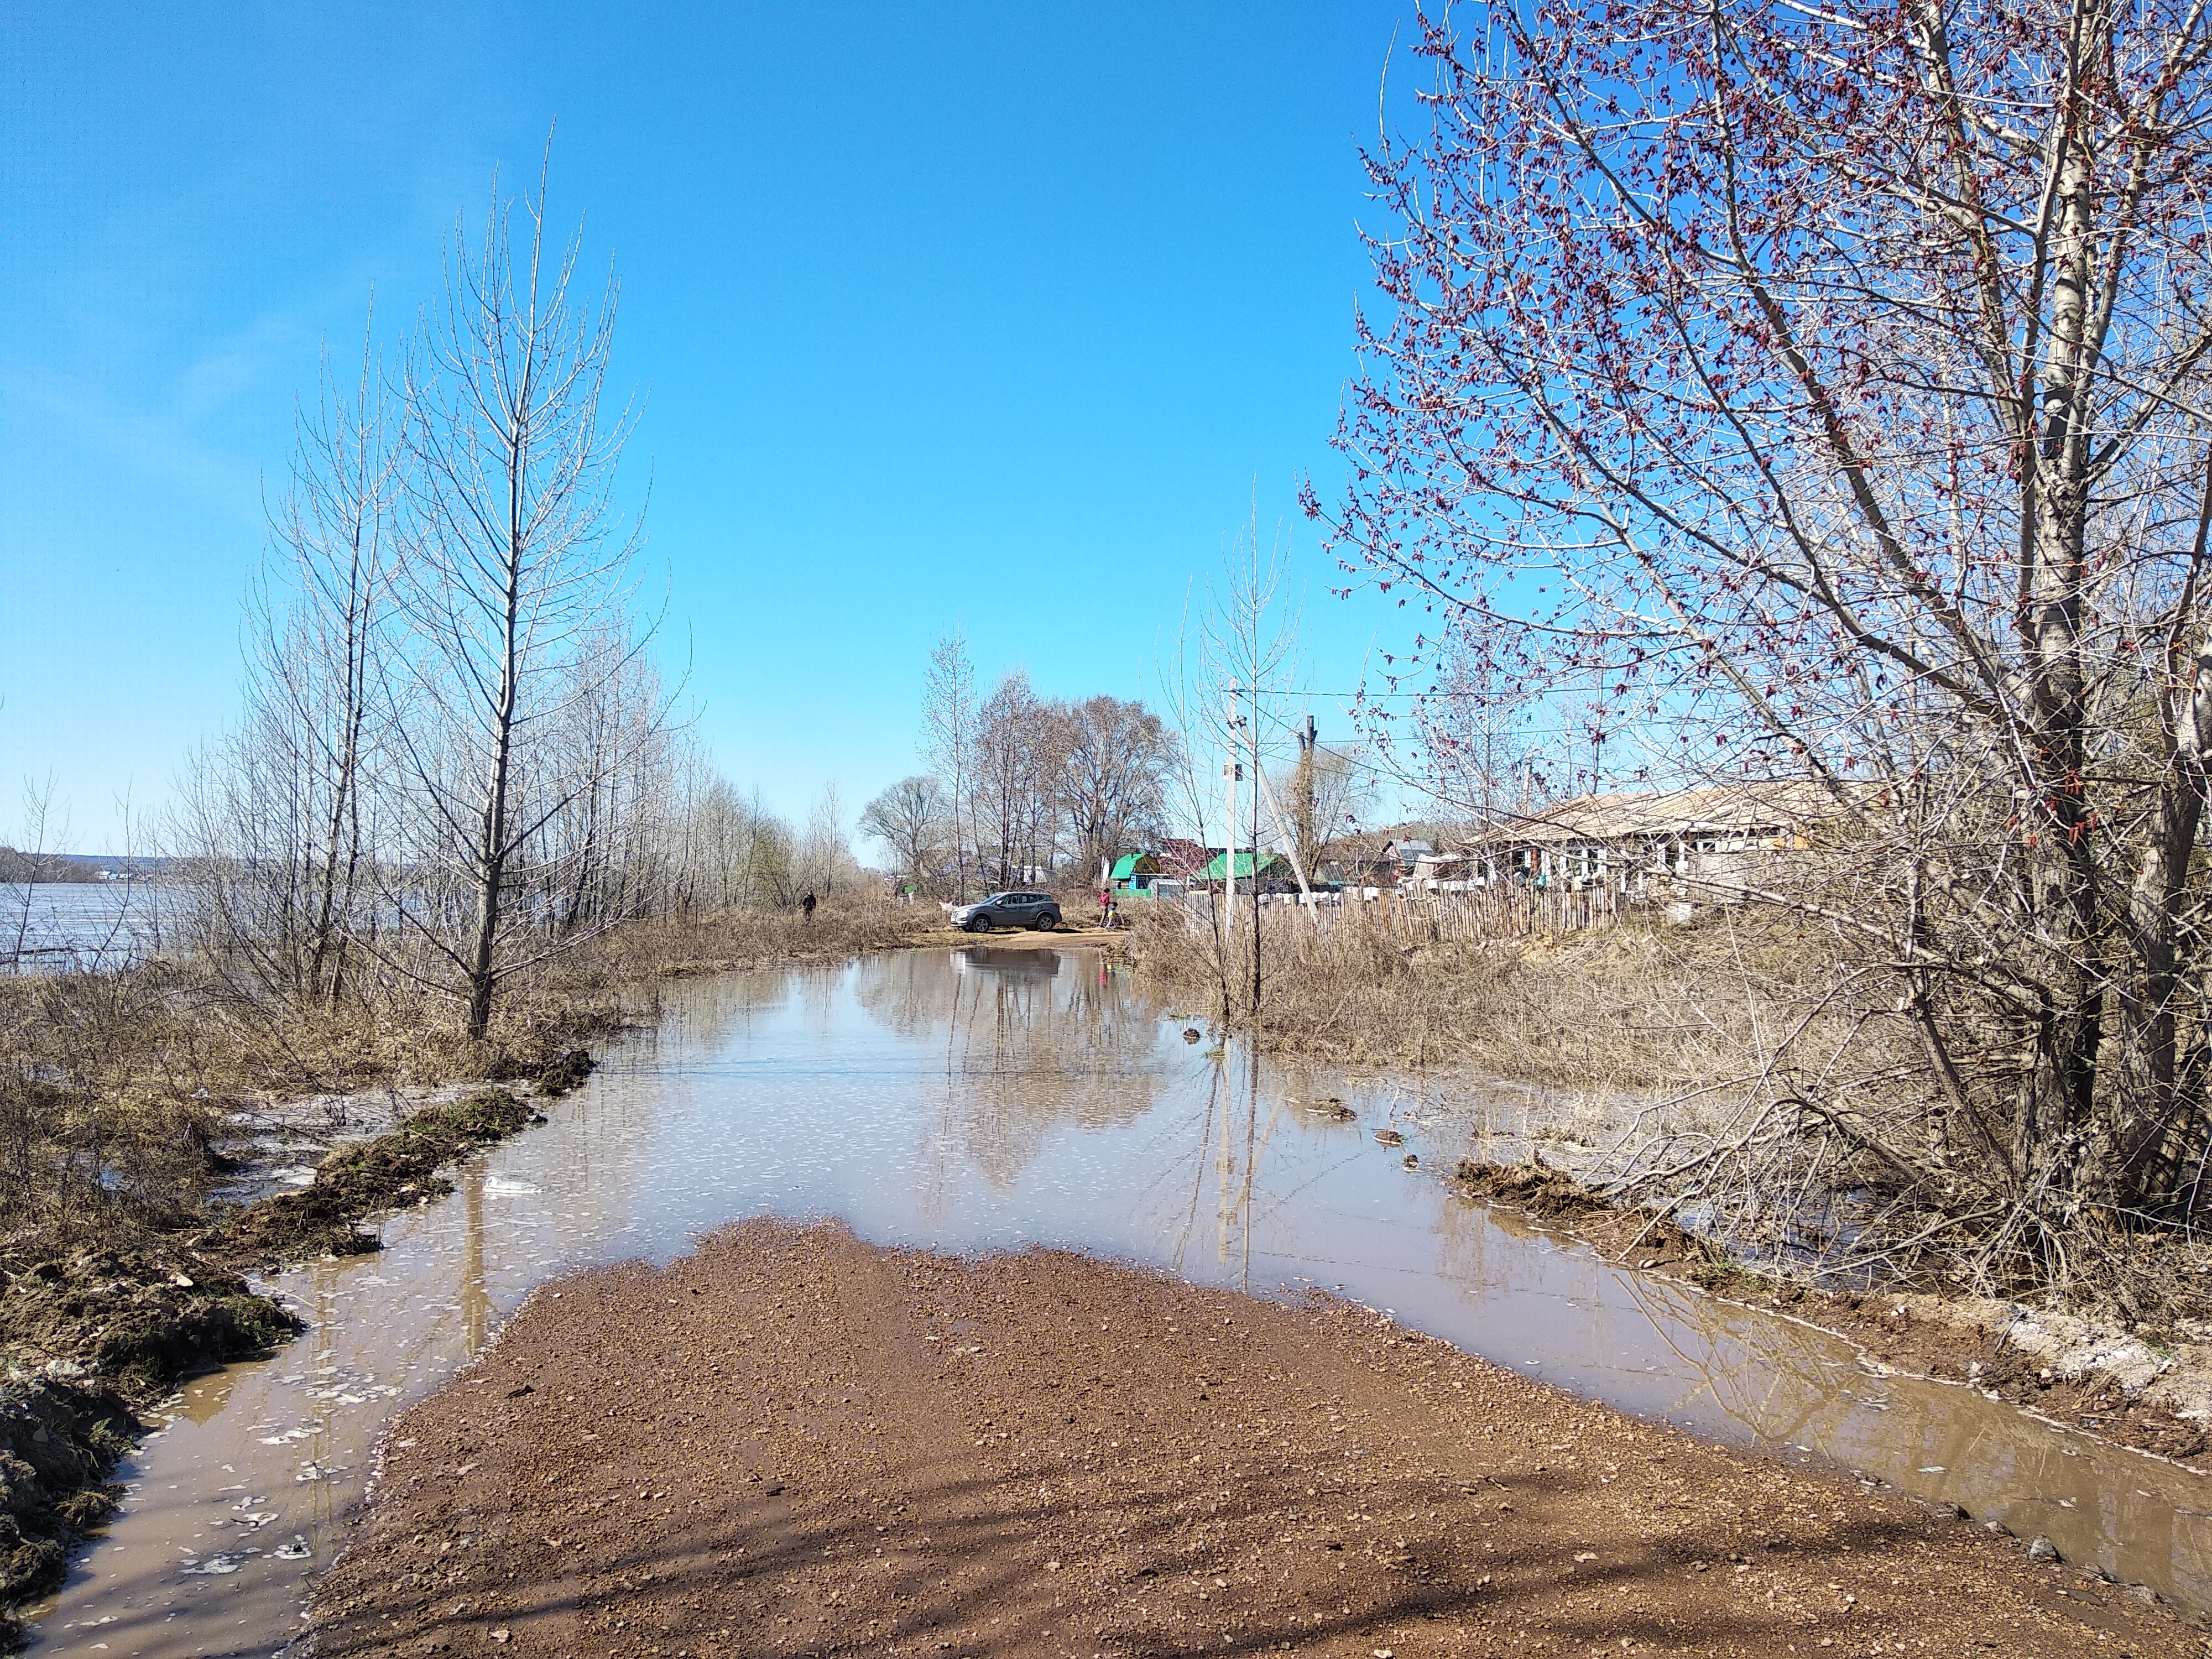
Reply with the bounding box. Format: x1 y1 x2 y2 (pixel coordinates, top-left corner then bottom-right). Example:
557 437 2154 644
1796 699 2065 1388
24 948 2212 1654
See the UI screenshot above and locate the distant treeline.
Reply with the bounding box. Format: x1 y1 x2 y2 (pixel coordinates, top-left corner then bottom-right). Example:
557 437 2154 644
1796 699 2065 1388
0 848 168 884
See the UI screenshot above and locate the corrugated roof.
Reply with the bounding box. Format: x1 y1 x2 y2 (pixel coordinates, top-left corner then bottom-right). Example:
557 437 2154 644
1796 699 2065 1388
1201 851 1293 880
1109 853 1159 880
1157 838 1218 876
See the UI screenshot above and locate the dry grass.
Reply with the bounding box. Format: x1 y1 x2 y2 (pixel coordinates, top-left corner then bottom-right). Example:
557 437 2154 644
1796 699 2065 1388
572 895 934 979
1128 898 2212 1324
1126 895 1863 1102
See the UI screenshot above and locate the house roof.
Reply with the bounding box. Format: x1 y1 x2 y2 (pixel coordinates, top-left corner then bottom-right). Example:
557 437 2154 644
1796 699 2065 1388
1468 782 1848 847
1109 853 1160 880
1156 838 1219 877
1201 851 1292 880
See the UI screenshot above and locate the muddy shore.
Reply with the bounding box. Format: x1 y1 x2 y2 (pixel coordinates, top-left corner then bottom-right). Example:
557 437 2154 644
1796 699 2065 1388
308 1219 2197 1657
0 1063 588 1640
1452 1159 2212 1473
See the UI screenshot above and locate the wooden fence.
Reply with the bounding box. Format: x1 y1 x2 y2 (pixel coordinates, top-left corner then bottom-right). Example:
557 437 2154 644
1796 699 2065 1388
1185 883 1628 942
1382 885 1623 940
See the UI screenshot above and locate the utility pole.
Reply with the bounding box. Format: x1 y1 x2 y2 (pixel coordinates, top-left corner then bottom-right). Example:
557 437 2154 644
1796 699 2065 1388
1252 718 1314 900
1245 687 1262 1015
1223 703 1243 1013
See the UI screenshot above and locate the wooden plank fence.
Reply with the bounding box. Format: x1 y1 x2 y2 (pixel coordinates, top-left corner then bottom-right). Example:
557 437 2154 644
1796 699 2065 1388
1383 885 1623 940
1185 884 1627 942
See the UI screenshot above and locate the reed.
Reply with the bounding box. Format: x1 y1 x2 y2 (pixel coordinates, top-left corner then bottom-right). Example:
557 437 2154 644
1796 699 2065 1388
1129 895 1845 1088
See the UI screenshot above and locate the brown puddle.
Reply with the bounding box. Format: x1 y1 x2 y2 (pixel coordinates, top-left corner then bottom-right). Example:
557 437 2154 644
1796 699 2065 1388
20 948 2212 1655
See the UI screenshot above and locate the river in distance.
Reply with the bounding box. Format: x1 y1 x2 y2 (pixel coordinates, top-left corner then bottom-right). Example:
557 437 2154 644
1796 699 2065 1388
1 882 174 973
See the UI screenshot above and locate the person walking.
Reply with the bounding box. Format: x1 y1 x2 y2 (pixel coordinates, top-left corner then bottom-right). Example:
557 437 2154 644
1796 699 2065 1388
801 890 817 920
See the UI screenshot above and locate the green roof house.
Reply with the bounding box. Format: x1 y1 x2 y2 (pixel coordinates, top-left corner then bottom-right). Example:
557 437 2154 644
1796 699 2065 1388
1109 852 1161 891
1199 851 1293 884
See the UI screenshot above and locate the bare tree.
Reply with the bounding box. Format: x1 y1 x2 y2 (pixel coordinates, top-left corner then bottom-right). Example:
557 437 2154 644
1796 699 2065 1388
797 782 859 899
1156 519 1303 1015
740 786 795 906
923 631 979 900
273 330 406 1000
1388 635 1558 833
666 770 794 911
174 324 405 1003
1207 521 1301 1008
1060 695 1175 884
1020 698 1073 886
535 623 675 932
654 747 811 916
1158 592 1239 1015
3 774 65 972
1320 0 2212 1280
1275 718 1375 882
860 775 947 889
394 155 647 1041
974 670 1048 886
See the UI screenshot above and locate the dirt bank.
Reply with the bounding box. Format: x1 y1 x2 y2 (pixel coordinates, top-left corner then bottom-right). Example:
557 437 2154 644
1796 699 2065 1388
307 1220 2197 1658
914 925 1126 951
0 1068 585 1645
204 1082 564 1270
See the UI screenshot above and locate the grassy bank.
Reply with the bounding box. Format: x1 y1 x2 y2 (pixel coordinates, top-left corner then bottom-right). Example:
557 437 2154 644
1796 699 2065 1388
1448 1157 2212 1470
0 896 929 1642
1124 893 1863 1096
1129 896 2212 1439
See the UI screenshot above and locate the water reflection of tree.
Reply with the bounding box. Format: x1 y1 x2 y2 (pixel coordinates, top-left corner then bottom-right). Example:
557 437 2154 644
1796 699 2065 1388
1161 1037 1298 1291
855 948 1169 1192
612 967 809 1065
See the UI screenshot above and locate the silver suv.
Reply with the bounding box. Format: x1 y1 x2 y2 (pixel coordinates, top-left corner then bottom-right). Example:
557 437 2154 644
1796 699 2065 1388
950 891 1062 932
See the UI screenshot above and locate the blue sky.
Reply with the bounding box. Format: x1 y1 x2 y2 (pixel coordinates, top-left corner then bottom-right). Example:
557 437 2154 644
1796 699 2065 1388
0 2 1418 851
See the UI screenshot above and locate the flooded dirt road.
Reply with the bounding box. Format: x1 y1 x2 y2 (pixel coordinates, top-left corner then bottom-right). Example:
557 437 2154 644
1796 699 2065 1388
20 948 2212 1655
311 1218 2194 1658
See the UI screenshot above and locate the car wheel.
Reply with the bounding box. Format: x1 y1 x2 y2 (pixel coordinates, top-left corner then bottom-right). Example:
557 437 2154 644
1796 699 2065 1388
963 917 987 933
1031 912 1056 931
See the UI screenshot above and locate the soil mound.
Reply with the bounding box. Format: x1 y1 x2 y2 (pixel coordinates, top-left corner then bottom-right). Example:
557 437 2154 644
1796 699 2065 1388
1453 1155 1614 1219
207 1088 544 1267
0 1244 295 1638
0 1376 140 1620
0 1248 296 1393
0 1072 567 1642
489 1045 594 1098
